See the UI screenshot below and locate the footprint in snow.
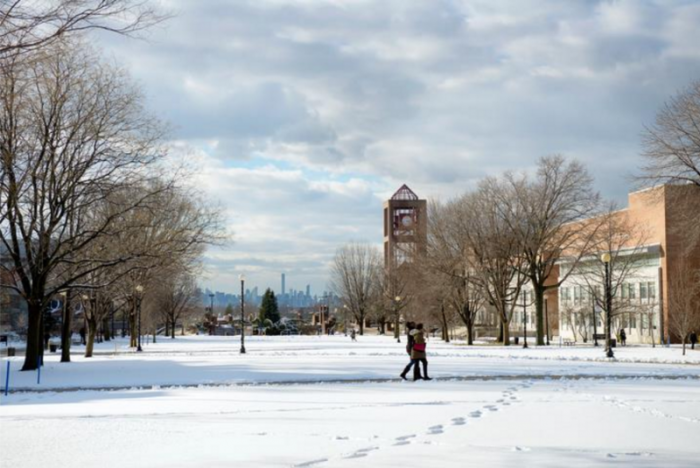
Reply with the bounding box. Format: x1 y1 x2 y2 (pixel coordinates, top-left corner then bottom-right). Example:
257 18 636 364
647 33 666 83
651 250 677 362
452 417 466 426
484 405 499 412
512 446 531 452
294 458 328 467
428 425 444 435
393 434 416 446
344 447 378 459
470 410 482 418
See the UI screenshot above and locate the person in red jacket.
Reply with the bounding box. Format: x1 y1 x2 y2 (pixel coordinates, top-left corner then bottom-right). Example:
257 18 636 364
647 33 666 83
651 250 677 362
400 322 422 381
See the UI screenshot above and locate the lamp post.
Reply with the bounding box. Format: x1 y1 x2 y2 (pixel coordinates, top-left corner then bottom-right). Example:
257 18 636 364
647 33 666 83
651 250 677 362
209 293 215 335
394 296 402 343
343 304 349 336
135 285 144 352
601 253 614 358
522 290 528 349
239 274 246 354
544 293 550 346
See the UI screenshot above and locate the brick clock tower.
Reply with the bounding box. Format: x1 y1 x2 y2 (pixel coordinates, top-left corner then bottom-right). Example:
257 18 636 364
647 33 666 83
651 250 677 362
383 184 427 269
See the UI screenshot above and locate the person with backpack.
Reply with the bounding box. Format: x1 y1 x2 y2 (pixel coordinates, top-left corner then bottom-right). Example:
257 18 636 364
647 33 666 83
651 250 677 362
409 323 431 381
400 322 422 381
619 328 627 346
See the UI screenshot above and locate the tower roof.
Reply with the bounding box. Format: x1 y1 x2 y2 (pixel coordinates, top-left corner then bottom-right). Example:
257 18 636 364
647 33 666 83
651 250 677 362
390 184 419 201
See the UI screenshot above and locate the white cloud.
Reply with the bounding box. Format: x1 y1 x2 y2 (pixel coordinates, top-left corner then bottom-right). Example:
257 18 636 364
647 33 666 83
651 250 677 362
95 0 700 294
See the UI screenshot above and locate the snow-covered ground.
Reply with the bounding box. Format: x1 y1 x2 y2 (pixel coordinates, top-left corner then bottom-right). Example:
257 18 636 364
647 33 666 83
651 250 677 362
2 335 700 467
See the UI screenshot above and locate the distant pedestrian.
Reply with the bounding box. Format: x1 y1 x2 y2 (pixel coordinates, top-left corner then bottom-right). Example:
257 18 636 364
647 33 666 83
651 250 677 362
400 322 422 381
79 327 86 345
690 331 697 350
619 328 627 347
410 323 431 381
350 329 356 341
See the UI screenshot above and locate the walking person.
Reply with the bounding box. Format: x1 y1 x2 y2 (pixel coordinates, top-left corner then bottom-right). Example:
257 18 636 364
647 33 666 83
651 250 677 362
400 322 422 381
410 323 431 381
619 328 627 347
350 328 356 341
690 331 697 350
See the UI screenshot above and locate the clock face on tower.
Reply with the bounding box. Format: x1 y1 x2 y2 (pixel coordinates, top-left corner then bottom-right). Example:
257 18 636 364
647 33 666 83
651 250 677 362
401 215 413 227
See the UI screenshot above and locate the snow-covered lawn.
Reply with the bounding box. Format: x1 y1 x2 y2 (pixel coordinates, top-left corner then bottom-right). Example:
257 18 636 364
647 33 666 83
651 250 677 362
2 335 700 467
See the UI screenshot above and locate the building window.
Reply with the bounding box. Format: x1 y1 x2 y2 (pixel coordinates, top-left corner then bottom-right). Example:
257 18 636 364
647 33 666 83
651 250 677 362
648 282 656 300
630 314 637 329
628 283 636 300
640 283 648 301
621 284 628 300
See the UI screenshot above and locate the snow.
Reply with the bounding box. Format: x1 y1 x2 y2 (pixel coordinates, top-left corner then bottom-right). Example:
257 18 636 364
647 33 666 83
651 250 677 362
2 335 700 467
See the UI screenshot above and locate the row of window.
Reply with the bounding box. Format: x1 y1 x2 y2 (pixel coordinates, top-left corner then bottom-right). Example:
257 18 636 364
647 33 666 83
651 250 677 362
560 282 656 304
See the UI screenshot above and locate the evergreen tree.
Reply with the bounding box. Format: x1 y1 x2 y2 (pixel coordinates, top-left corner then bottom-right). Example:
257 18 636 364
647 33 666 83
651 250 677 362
259 289 280 324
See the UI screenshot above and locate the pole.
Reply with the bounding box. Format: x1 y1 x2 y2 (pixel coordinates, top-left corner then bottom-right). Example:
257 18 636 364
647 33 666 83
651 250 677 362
136 295 143 352
37 356 41 384
544 297 550 346
523 291 528 349
240 279 246 354
4 361 10 396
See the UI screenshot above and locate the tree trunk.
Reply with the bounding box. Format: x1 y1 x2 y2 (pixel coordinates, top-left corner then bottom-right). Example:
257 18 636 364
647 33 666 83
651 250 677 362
153 328 157 344
60 291 72 363
103 317 111 341
165 320 170 338
21 301 44 371
534 285 545 346
441 305 449 343
85 317 97 358
358 311 364 335
181 323 185 336
171 318 176 339
502 320 511 346
129 310 137 348
682 338 686 356
497 321 504 344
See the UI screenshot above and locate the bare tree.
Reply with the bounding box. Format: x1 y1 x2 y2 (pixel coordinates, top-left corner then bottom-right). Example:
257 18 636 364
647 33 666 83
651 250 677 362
1 0 165 57
668 263 700 355
639 79 700 252
330 242 381 335
155 269 200 339
460 180 528 345
426 199 485 345
0 42 171 370
498 155 600 346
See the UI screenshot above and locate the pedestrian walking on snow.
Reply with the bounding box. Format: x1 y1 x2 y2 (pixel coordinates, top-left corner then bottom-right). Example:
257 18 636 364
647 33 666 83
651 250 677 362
409 323 431 381
690 331 697 350
619 328 627 347
400 322 422 381
350 329 356 341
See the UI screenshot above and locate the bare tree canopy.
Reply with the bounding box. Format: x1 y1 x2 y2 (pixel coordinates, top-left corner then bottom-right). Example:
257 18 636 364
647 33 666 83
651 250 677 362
641 79 700 188
330 242 381 335
0 0 165 56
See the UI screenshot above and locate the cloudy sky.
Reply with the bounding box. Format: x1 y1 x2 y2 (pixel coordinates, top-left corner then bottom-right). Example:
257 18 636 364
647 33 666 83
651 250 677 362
97 0 700 296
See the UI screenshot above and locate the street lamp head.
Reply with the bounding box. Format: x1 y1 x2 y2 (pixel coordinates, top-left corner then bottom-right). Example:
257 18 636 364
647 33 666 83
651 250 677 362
59 291 67 297
135 284 144 293
81 294 88 300
395 296 401 302
239 273 246 282
601 252 612 263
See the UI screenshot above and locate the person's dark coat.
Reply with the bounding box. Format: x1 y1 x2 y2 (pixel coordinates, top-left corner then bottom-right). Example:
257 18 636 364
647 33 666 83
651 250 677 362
410 329 427 360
